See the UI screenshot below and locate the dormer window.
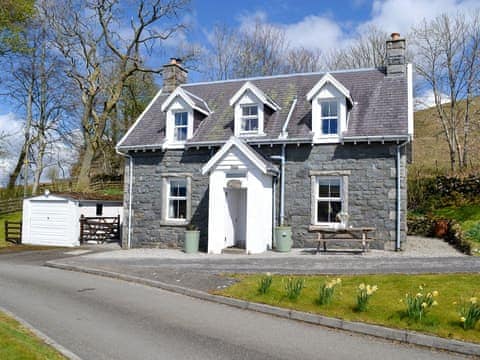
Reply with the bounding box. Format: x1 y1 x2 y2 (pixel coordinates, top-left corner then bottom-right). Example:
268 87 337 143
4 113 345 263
174 112 188 141
320 100 339 135
229 81 281 137
306 73 352 143
241 105 259 133
160 87 211 149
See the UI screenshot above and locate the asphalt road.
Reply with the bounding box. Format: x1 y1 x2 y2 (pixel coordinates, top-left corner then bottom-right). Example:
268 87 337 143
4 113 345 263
0 251 469 360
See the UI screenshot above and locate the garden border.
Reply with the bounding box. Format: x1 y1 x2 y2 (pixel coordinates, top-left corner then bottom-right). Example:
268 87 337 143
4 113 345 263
45 260 480 357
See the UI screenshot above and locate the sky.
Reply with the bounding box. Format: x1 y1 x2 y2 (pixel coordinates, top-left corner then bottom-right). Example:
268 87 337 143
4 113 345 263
0 0 478 185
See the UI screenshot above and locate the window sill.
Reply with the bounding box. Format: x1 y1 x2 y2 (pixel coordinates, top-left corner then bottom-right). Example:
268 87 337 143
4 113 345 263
312 135 341 144
238 132 266 137
160 219 189 226
163 142 186 150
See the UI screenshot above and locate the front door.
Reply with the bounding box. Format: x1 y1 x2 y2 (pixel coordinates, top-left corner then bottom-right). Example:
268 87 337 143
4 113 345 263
224 188 247 248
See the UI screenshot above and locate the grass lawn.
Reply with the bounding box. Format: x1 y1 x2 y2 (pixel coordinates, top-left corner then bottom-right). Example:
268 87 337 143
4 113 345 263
0 311 66 359
217 274 480 344
433 204 480 233
0 211 22 248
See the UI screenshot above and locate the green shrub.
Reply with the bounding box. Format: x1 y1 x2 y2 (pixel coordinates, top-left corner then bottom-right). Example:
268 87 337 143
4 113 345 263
257 273 273 294
283 277 305 300
356 283 378 312
459 297 480 330
317 278 341 305
466 222 480 242
403 285 439 321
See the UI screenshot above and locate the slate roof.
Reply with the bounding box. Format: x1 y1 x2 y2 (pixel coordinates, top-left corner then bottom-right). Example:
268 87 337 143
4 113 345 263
118 67 409 149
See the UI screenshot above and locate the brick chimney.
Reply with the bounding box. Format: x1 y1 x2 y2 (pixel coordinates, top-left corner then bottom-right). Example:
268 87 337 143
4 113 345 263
162 58 187 94
386 32 406 76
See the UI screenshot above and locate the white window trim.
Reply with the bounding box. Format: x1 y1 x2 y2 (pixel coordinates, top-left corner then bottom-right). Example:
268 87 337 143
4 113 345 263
173 111 189 142
310 171 349 227
233 91 266 137
160 174 192 226
164 97 194 149
319 100 340 137
239 104 260 135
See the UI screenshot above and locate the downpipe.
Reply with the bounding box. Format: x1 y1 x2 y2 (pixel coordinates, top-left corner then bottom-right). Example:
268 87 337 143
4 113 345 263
396 140 410 251
116 148 133 249
271 144 286 226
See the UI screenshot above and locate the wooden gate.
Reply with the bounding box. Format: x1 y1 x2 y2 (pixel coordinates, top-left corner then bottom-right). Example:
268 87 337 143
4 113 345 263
79 215 120 244
4 221 22 244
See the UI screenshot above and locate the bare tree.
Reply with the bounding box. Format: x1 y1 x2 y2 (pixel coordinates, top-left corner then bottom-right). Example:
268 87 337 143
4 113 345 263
203 23 238 80
283 47 322 73
412 12 480 171
2 8 74 193
42 0 190 190
324 26 389 70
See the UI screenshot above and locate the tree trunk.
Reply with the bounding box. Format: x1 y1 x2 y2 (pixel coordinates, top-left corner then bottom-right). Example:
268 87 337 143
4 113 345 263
32 140 46 195
6 146 27 190
76 138 95 191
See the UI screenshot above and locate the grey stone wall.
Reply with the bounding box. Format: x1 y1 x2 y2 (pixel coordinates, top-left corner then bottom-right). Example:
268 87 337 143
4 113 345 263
123 142 407 250
123 148 212 249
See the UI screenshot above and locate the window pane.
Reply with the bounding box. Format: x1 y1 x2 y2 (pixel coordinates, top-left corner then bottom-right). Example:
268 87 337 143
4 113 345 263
322 119 330 135
317 200 342 223
169 199 187 219
175 112 188 126
321 101 337 117
242 105 258 116
170 179 187 197
174 126 187 141
322 118 338 135
317 201 329 222
242 117 258 131
330 119 338 134
318 178 341 198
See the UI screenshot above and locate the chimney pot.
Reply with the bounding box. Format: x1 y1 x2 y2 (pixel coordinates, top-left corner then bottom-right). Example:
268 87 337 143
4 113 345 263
391 32 401 41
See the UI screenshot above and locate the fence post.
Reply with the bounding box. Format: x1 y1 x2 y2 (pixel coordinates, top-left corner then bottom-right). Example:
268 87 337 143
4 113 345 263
4 221 8 242
80 215 84 245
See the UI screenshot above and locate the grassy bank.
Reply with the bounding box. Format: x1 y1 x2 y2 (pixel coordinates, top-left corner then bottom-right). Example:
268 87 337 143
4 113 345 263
0 211 22 247
0 311 66 359
433 205 480 233
217 274 480 344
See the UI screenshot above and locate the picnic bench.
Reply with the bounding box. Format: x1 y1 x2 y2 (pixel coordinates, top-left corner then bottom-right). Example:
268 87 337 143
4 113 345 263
308 226 376 253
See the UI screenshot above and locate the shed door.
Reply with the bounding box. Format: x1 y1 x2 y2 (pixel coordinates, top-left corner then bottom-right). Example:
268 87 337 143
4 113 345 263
29 200 71 246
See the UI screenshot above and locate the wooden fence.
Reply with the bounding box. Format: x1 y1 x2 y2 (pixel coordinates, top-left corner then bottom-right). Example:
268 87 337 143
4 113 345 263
4 221 22 244
80 215 120 244
0 198 23 215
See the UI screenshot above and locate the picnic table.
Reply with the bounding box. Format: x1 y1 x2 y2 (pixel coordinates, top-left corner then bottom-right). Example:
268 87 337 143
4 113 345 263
308 225 376 253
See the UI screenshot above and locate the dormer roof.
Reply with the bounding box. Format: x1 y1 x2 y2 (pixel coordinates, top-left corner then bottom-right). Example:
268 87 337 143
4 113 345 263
306 73 353 105
229 81 281 111
161 87 211 115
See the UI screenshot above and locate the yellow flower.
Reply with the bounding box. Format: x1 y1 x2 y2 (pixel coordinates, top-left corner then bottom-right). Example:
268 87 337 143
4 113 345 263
416 293 423 298
372 285 378 292
399 299 403 303
421 302 427 308
460 316 466 322
470 297 477 304
453 301 457 305
432 301 438 306
265 272 272 277
432 291 439 297
336 278 342 285
359 283 365 290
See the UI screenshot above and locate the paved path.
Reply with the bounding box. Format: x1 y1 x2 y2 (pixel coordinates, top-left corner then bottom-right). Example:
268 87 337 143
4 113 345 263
0 251 470 360
48 248 480 292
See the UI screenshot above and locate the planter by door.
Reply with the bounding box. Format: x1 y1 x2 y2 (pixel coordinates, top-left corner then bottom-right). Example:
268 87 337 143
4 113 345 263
275 226 292 252
184 230 200 253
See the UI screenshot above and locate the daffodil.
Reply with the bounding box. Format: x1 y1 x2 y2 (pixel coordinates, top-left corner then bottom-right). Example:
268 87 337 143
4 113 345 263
469 297 477 304
359 283 365 290
421 302 427 308
432 301 438 306
460 316 466 322
432 290 438 297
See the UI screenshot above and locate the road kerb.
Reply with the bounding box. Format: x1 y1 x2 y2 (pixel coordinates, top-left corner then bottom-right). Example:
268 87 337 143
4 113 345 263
45 260 480 357
0 305 82 360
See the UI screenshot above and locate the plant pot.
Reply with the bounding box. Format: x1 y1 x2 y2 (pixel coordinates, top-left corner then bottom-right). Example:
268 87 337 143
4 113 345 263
275 226 292 252
434 219 449 238
184 230 200 253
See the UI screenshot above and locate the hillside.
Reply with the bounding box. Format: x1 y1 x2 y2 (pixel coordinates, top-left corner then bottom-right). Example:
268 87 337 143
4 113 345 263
412 100 480 175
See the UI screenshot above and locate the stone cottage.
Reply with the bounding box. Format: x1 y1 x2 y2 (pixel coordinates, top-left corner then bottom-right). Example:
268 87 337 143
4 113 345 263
117 33 413 254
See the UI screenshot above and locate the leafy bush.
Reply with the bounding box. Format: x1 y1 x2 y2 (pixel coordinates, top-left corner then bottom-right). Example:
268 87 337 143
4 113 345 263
283 277 305 300
257 273 273 294
403 285 439 321
466 222 480 242
317 278 341 305
459 297 480 330
356 283 378 312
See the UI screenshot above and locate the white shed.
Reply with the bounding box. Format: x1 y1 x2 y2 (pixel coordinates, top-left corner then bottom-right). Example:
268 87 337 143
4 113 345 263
22 192 123 247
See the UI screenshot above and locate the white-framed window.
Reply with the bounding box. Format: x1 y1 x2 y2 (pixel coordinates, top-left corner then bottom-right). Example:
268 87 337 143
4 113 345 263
316 177 342 223
167 178 187 220
240 104 259 133
320 100 339 135
174 111 188 142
